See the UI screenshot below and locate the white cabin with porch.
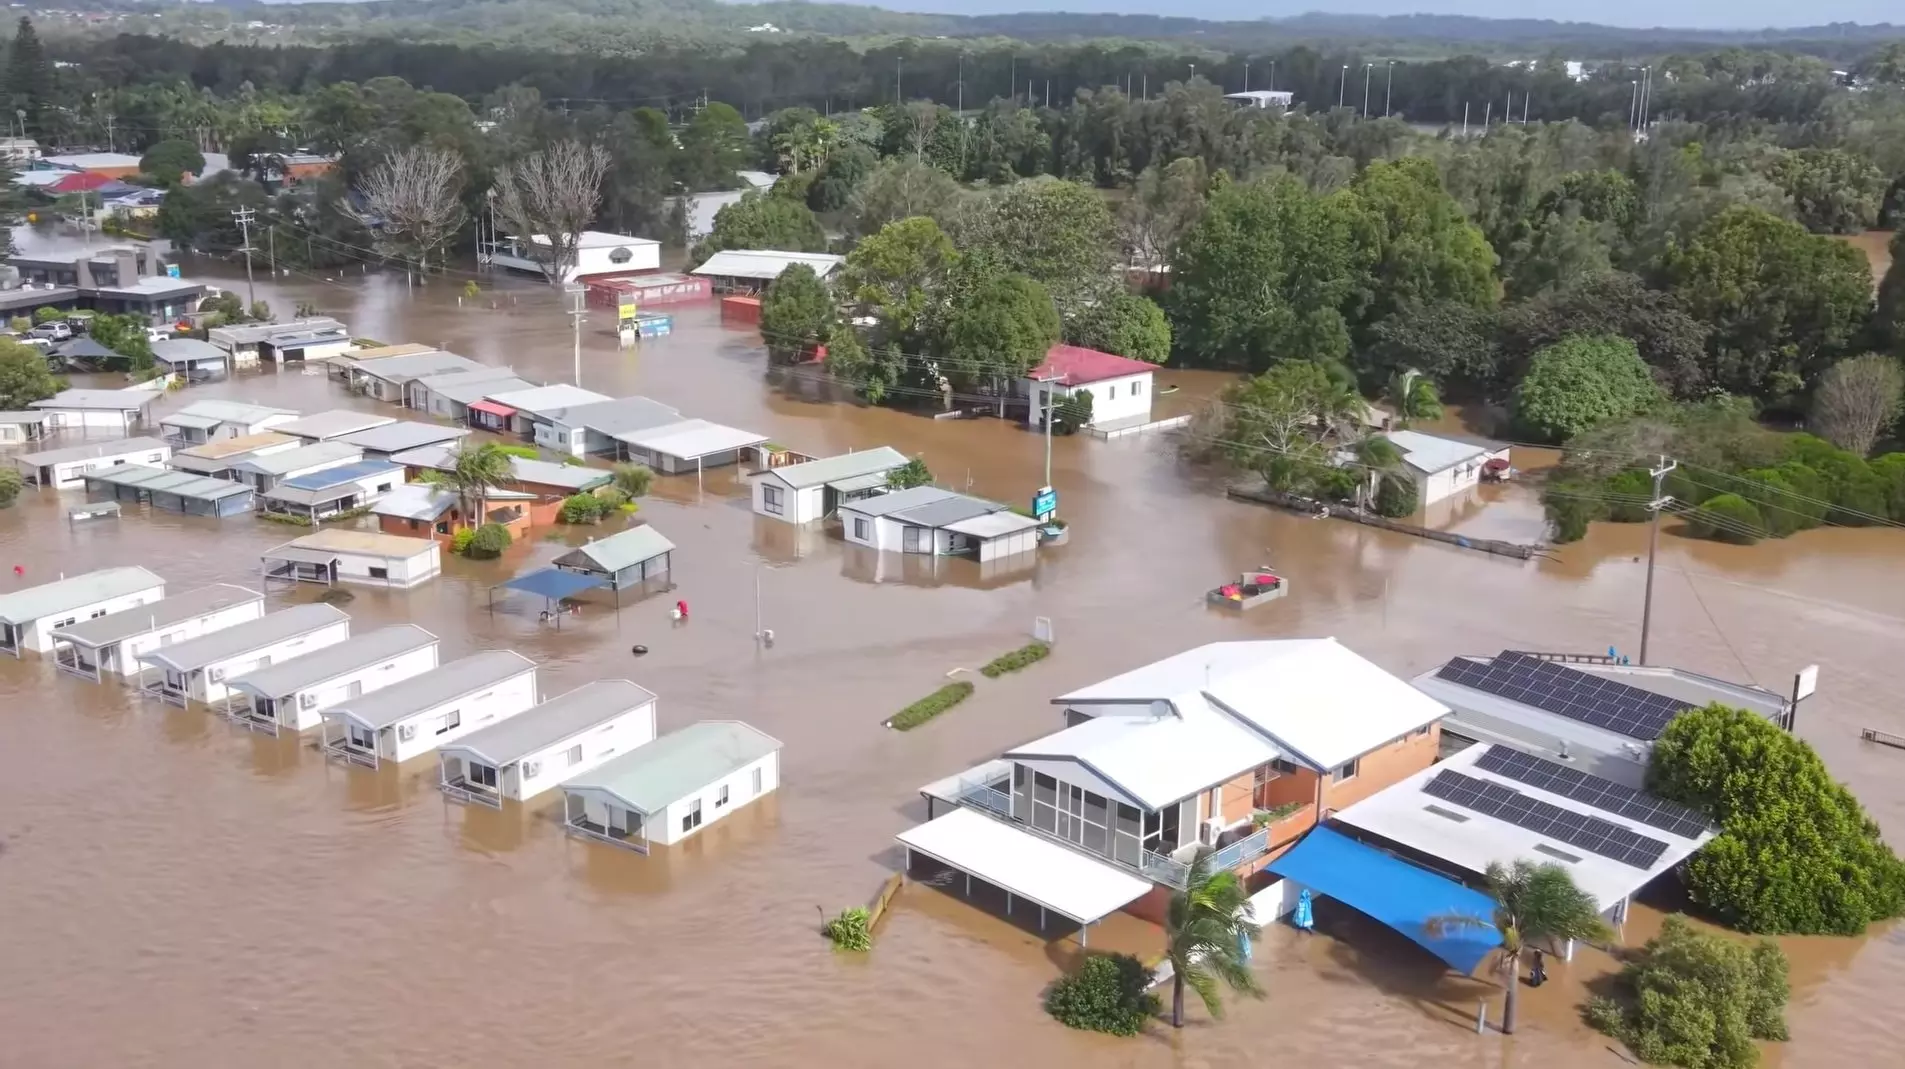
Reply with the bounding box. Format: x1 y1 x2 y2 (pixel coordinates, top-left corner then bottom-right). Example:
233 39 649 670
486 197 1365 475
561 720 781 852
13 436 171 490
260 529 442 589
50 583 264 681
838 486 1038 560
157 399 297 444
319 651 540 768
233 440 364 493
0 566 166 657
749 447 908 525
135 603 351 707
439 679 658 808
224 624 441 734
29 387 163 431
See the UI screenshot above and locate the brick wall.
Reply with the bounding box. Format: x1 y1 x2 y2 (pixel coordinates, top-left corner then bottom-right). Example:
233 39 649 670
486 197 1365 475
1323 723 1441 813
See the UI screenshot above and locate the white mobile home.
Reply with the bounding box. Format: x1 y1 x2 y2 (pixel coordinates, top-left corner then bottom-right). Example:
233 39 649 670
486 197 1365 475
410 365 530 419
1375 430 1512 508
0 566 166 657
50 583 264 681
233 440 364 493
13 436 171 489
838 486 1038 560
750 446 908 524
482 384 610 442
439 679 658 808
224 624 441 735
166 431 302 479
485 230 661 283
562 720 781 852
538 396 682 457
271 409 397 443
207 317 350 366
319 651 540 768
353 351 485 404
332 420 470 460
613 418 768 477
29 387 163 431
157 399 297 444
260 529 442 589
136 603 351 707
0 411 49 442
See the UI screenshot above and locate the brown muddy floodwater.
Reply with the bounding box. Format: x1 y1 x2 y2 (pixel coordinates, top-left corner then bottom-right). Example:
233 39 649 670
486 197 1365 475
3 250 1904 1068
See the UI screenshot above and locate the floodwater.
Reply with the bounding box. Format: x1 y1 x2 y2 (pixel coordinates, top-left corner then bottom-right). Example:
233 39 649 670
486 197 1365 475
1840 229 1895 288
3 247 1905 1067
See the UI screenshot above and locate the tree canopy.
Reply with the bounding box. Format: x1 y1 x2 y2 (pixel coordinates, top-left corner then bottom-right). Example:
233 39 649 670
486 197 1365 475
1512 334 1662 443
0 339 61 409
758 263 836 364
1586 915 1789 1069
690 191 827 266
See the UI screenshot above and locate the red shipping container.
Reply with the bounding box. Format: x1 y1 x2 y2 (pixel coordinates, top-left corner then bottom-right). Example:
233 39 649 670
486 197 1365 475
721 295 763 326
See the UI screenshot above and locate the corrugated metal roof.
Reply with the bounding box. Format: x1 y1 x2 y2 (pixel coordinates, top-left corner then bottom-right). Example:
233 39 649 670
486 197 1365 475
391 446 613 492
544 395 678 433
485 384 610 417
273 410 396 441
208 317 346 346
0 410 48 424
171 431 297 463
236 440 363 476
555 525 675 573
563 721 780 814
225 625 438 698
137 603 348 672
369 484 457 521
327 651 537 730
443 680 656 765
615 418 765 459
427 373 535 406
30 388 162 411
355 352 484 382
335 421 469 455
761 447 907 490
838 485 967 519
269 529 440 559
1385 430 1497 476
150 339 231 367
50 584 261 648
691 250 842 281
883 491 1003 529
84 465 254 502
17 436 169 467
0 566 165 625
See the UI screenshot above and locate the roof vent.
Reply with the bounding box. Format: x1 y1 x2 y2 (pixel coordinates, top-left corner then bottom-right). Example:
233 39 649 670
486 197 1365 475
1557 739 1573 761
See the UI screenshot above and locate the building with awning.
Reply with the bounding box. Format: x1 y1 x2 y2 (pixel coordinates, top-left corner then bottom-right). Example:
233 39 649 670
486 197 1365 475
466 399 517 433
749 446 909 524
613 418 769 481
552 525 674 603
83 464 257 518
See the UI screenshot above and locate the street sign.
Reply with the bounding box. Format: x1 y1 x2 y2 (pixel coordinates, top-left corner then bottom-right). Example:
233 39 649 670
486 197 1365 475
1794 664 1819 701
1032 486 1057 519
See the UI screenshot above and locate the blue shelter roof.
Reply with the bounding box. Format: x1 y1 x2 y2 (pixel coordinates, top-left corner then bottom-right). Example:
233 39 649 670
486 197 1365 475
1268 826 1503 974
498 568 608 602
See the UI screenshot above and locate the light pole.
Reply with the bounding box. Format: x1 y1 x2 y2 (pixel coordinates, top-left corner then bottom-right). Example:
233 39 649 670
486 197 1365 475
1385 60 1394 117
1268 60 1275 91
1363 63 1372 117
1339 65 1348 108
1638 455 1677 665
1243 61 1249 93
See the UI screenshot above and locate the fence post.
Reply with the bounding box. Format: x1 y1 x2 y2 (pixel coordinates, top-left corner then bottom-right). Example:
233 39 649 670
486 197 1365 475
1476 999 1488 1034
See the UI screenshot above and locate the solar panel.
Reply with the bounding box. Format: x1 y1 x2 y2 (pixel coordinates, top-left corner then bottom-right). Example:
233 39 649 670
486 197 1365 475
1422 770 1671 869
1472 747 1712 839
1433 651 1693 740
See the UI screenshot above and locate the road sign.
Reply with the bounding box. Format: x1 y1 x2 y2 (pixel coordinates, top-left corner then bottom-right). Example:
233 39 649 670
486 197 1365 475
1032 486 1057 519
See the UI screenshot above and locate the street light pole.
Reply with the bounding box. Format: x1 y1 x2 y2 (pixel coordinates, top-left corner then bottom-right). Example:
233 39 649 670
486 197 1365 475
1243 61 1249 94
1363 63 1372 117
1339 65 1348 108
1385 61 1394 117
1638 455 1677 665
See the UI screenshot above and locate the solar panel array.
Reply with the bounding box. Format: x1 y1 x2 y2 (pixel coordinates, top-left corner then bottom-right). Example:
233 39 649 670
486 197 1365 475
1422 769 1671 869
1435 651 1693 740
1474 747 1711 839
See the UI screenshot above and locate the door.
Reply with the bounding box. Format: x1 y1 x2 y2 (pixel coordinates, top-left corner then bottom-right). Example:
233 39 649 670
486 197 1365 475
902 525 923 553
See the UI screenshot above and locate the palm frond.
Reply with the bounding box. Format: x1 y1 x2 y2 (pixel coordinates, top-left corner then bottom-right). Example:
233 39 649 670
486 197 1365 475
1182 963 1225 1019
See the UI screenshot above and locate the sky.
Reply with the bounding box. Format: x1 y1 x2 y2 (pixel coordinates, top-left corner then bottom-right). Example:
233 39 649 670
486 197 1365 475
842 3 1898 31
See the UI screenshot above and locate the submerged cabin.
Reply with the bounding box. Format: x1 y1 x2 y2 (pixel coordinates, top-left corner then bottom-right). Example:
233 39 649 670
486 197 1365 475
50 584 264 681
612 418 768 478
523 394 672 457
135 603 351 707
29 387 162 431
148 339 232 383
552 525 674 595
166 431 301 480
272 410 397 443
439 679 658 808
319 651 540 768
234 440 364 493
259 459 404 521
13 436 171 490
347 350 484 404
562 720 782 852
0 410 50 442
334 420 471 460
838 486 1040 561
0 566 166 657
749 446 908 524
260 529 443 589
157 399 297 444
410 365 530 419
207 317 350 366
223 624 442 735
481 384 610 442
83 465 257 518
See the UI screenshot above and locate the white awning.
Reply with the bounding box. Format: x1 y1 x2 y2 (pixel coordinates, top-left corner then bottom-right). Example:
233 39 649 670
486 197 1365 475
895 807 1151 924
614 419 767 460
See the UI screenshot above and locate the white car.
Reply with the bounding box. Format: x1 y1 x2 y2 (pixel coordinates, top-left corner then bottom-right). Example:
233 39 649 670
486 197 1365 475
29 321 72 342
146 327 173 344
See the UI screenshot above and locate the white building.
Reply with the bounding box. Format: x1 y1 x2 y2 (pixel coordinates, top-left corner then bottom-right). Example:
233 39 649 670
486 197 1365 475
149 338 232 383
260 529 442 589
50 583 264 681
319 651 540 768
206 318 351 367
690 250 844 293
481 383 611 443
166 431 302 480
1375 430 1512 508
271 410 397 443
233 440 364 493
485 231 662 284
562 720 781 851
223 624 442 734
349 350 486 404
410 366 533 421
530 395 677 457
612 418 768 478
0 566 166 657
333 420 471 460
439 679 659 808
135 603 352 707
259 459 405 521
29 387 164 431
839 486 1041 561
750 447 909 525
1224 90 1295 110
1022 344 1156 431
157 399 298 444
14 436 171 489
0 410 48 443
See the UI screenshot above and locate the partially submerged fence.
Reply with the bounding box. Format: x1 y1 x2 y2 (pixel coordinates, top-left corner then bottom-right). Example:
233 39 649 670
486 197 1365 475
1226 484 1542 561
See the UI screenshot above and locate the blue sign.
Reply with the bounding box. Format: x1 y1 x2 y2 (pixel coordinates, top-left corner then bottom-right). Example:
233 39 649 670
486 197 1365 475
165 264 181 278
1032 487 1057 519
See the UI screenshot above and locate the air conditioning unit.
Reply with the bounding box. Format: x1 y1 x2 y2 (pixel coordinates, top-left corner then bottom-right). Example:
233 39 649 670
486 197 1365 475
1199 818 1227 846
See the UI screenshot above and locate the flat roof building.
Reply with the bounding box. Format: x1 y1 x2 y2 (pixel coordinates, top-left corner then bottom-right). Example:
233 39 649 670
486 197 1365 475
260 529 442 590
51 583 264 682
839 486 1039 562
273 410 398 442
83 464 257 518
750 446 909 525
333 420 470 459
166 431 301 478
0 566 167 657
29 387 163 432
320 651 540 768
224 624 442 735
14 435 170 489
157 399 297 444
136 603 352 707
562 720 781 852
440 679 659 808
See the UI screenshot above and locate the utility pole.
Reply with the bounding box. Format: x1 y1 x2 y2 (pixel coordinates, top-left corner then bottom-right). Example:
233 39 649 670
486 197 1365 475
957 53 964 114
565 283 587 388
1243 60 1249 93
1463 101 1470 138
231 207 258 309
267 224 276 277
1339 65 1348 108
1385 61 1394 117
1268 60 1274 91
1363 63 1372 117
896 56 903 105
1629 79 1640 132
1638 455 1677 666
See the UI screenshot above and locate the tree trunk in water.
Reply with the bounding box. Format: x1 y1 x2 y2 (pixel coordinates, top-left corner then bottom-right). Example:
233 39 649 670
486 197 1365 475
1171 972 1185 1028
1501 954 1520 1035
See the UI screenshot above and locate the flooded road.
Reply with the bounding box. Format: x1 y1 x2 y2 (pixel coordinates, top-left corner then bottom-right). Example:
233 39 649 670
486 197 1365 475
2 253 1904 1067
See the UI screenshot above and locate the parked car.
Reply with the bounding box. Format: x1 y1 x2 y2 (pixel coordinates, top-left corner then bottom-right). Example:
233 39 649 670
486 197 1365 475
29 321 72 342
146 327 173 345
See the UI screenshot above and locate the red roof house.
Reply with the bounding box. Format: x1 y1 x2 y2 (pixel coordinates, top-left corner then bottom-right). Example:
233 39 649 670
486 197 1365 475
1023 344 1159 429
1028 343 1158 386
49 171 115 195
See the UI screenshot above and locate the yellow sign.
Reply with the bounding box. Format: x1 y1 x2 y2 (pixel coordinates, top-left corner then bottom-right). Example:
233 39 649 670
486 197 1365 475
617 294 638 323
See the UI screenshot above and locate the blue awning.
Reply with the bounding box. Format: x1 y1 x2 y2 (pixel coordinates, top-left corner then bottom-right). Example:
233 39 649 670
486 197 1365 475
497 568 607 601
1268 827 1502 974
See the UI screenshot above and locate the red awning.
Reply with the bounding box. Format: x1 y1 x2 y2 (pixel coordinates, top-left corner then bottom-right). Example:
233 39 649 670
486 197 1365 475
469 400 516 418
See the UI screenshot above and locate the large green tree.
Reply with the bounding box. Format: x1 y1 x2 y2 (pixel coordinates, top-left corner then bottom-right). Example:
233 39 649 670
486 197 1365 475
1512 334 1663 443
1163 849 1262 1028
1119 157 1208 273
1498 272 1712 399
1658 205 1874 400
1342 156 1499 340
4 18 53 139
675 101 749 191
957 178 1118 318
935 271 1060 397
1649 703 1905 934
0 338 61 408
1429 861 1612 1036
1166 175 1364 372
689 191 827 266
758 263 836 364
1586 915 1789 1069
139 140 207 187
1873 230 1905 358
837 216 957 342
1067 292 1170 364
1218 360 1351 492
1768 147 1886 234
846 158 964 240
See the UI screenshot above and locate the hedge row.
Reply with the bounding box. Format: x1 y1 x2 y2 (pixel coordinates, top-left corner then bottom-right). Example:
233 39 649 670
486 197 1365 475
980 642 1051 678
887 681 974 731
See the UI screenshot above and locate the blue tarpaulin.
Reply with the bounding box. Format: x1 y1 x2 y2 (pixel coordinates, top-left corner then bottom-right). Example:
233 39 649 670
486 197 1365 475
497 568 608 602
1268 827 1502 974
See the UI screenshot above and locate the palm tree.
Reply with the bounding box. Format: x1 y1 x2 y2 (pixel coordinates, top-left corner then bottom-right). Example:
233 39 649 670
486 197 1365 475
1427 860 1612 1035
1164 849 1264 1028
1353 435 1407 511
1385 369 1443 427
422 442 515 529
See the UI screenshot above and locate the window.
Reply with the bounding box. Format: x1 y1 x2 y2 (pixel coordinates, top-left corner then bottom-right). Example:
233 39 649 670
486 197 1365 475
522 759 541 779
437 710 461 735
716 784 730 808
853 517 870 540
470 763 498 788
89 609 107 619
1332 758 1359 782
762 484 784 515
408 518 422 531
376 483 392 493
1271 758 1301 776
1131 380 1143 396
435 521 449 534
368 566 389 580
565 744 583 766
751 767 763 795
681 798 703 834
349 725 377 749
1106 385 1116 400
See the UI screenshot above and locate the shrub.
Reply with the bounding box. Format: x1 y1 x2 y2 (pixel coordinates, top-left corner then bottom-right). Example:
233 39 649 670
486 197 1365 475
1052 389 1095 435
1649 703 1905 934
888 457 932 490
1871 452 1905 521
612 463 654 498
7 316 28 332
1731 469 1802 538
450 528 476 555
593 486 630 510
496 444 540 459
1373 475 1418 517
1585 915 1789 1069
0 467 22 507
32 306 63 325
1043 953 1159 1037
1512 334 1663 442
886 681 974 731
1602 469 1655 523
260 511 314 526
559 492 609 524
821 907 873 951
466 523 513 559
1685 493 1764 544
980 642 1051 678
1544 490 1597 543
